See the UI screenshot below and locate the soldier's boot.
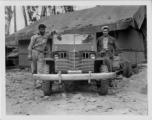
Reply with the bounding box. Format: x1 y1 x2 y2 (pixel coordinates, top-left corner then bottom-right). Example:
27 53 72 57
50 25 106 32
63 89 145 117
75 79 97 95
109 79 113 87
35 80 42 89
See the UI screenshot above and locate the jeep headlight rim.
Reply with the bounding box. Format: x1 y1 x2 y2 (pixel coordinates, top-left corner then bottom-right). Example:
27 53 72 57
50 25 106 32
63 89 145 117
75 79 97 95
90 53 96 59
53 53 60 60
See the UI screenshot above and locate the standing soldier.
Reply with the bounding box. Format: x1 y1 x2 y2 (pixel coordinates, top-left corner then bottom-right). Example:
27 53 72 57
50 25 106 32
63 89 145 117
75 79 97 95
97 26 119 86
27 24 61 88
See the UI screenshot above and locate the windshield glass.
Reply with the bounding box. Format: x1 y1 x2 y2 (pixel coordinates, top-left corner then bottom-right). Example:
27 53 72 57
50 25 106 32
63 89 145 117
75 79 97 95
54 34 95 44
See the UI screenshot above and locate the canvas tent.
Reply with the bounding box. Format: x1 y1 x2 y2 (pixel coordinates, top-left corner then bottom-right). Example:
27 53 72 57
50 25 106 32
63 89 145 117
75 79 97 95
5 5 147 68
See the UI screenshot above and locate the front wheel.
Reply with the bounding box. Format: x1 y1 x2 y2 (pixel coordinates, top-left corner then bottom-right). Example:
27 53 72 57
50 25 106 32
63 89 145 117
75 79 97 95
42 63 53 96
97 65 109 95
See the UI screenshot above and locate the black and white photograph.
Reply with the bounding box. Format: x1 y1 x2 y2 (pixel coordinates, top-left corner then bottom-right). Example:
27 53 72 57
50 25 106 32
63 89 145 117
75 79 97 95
1 0 152 119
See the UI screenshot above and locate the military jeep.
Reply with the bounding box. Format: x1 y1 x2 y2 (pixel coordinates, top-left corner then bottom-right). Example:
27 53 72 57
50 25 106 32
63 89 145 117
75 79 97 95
32 33 124 96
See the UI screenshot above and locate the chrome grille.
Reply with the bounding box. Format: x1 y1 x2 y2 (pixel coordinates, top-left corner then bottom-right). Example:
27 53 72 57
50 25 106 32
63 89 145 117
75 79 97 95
55 51 94 73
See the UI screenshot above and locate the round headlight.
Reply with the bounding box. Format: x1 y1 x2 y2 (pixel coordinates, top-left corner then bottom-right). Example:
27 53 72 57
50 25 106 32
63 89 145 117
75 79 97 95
53 54 59 60
90 53 96 59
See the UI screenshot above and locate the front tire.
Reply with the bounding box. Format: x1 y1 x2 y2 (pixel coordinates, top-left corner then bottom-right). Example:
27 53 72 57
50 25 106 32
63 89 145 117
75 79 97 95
42 63 53 96
97 65 109 95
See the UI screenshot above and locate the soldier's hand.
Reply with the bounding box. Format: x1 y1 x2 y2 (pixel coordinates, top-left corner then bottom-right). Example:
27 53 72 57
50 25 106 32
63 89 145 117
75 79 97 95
100 51 105 54
114 53 118 56
52 29 59 34
44 51 49 54
57 34 62 41
52 29 62 41
28 55 32 60
109 55 114 59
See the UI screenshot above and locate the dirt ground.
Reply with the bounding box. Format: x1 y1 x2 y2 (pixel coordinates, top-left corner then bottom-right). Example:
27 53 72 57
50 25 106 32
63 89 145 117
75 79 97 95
6 66 148 115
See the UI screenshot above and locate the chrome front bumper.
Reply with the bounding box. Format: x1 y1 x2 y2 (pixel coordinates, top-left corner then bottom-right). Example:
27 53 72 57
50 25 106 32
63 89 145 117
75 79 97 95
32 71 116 83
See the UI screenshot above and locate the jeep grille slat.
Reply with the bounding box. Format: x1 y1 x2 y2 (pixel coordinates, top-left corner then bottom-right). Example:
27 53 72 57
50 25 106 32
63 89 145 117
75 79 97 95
55 52 94 72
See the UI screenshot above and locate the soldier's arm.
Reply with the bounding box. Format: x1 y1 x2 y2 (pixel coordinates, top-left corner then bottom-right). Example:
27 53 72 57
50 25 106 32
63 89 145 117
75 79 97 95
46 30 54 39
27 36 36 56
97 37 102 52
46 29 62 40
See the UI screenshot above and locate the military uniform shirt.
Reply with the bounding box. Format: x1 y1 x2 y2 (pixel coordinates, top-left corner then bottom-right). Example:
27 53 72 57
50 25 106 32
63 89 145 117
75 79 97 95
28 32 53 53
103 37 108 50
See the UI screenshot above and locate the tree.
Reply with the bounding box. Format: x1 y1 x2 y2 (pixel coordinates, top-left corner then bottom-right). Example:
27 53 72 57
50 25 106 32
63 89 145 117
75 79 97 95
25 5 75 24
26 6 33 23
26 6 40 24
5 5 76 36
64 6 74 13
82 34 94 44
14 6 17 32
47 6 53 15
53 6 56 15
41 6 47 18
5 6 14 36
22 6 28 26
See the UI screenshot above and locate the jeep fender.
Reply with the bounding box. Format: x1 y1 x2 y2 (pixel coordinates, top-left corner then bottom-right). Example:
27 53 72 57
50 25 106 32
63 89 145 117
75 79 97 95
94 58 112 72
43 58 55 74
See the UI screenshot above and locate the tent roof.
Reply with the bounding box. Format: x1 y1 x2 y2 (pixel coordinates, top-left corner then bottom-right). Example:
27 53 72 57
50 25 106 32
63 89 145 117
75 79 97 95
6 5 146 46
